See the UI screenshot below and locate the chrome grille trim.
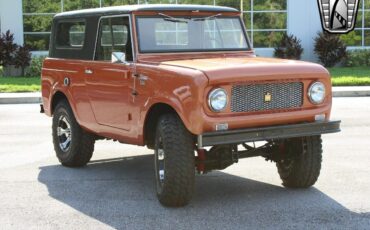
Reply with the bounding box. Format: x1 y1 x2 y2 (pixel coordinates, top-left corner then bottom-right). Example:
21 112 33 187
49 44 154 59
231 82 303 113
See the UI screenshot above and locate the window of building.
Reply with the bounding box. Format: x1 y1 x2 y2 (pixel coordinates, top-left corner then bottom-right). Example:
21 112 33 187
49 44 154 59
23 0 287 51
341 0 370 47
22 0 60 51
242 0 287 48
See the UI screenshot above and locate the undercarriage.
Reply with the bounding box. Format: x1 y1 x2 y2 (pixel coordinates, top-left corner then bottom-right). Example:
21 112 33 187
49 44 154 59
196 141 288 174
196 138 300 174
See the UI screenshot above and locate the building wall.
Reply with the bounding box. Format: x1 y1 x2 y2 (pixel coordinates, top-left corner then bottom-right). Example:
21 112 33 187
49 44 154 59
287 0 322 61
0 0 24 45
1 0 367 61
254 0 323 61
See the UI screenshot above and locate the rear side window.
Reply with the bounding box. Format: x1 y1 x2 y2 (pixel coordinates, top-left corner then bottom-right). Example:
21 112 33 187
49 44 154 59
56 21 86 48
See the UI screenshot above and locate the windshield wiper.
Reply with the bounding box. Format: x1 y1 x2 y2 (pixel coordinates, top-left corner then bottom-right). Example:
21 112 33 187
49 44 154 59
192 13 222 21
158 13 189 23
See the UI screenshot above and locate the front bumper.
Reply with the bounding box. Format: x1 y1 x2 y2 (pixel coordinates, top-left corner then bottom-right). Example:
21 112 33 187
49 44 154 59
197 120 341 147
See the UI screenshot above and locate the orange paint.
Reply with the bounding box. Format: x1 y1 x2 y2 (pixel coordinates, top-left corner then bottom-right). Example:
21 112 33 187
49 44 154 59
42 9 333 146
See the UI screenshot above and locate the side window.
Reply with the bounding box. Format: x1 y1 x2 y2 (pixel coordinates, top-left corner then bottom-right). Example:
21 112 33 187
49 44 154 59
56 21 86 48
95 16 132 61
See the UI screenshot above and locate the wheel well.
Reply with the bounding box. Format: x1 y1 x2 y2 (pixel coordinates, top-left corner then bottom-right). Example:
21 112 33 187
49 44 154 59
144 103 178 149
51 91 68 115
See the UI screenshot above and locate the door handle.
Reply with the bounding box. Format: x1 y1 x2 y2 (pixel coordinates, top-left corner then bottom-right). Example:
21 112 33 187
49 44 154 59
138 75 148 86
85 69 93 75
138 75 148 81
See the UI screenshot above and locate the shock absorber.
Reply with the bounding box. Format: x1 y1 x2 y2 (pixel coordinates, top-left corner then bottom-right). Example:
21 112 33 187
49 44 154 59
196 148 206 174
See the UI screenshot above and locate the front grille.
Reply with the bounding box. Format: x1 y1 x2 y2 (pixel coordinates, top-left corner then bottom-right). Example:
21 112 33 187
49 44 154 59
231 82 303 113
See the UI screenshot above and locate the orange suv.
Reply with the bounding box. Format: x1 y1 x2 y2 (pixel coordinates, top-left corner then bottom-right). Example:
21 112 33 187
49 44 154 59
41 5 341 207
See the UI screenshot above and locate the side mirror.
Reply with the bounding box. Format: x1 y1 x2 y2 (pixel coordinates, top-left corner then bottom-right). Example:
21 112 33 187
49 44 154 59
111 52 126 63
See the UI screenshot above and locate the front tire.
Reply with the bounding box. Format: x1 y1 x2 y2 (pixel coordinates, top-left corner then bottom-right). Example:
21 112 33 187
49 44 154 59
154 114 195 207
52 100 95 167
276 136 322 188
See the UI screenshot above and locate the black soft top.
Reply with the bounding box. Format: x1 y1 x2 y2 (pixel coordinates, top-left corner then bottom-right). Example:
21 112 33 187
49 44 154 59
54 4 238 18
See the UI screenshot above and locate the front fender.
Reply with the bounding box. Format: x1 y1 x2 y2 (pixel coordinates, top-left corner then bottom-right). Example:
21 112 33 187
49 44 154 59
137 65 209 136
142 96 205 136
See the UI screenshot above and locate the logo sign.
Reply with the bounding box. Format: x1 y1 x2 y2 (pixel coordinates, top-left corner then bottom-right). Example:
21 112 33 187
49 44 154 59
317 0 360 34
264 93 272 103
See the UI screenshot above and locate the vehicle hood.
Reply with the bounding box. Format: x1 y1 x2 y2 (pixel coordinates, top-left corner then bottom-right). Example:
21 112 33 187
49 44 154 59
160 57 329 84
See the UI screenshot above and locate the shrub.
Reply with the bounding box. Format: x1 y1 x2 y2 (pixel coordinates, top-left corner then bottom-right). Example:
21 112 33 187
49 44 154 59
344 49 370 67
0 30 18 67
314 32 347 67
274 33 304 60
14 45 32 76
0 30 32 76
25 56 46 77
0 37 3 67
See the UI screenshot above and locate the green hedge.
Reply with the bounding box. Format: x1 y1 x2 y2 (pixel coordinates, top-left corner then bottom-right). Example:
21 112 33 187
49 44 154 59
344 49 370 67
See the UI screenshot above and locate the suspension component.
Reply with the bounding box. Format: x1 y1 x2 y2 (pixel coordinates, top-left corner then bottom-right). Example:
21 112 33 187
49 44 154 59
196 148 206 174
196 141 287 173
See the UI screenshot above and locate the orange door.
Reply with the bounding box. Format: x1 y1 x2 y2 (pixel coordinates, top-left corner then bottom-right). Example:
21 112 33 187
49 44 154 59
84 62 132 131
84 15 135 131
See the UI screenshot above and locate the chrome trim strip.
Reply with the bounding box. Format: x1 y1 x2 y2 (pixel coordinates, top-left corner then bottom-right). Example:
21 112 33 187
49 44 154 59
42 68 78 73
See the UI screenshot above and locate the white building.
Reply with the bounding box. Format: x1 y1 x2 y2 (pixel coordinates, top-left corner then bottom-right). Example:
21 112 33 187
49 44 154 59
0 0 369 61
0 0 24 45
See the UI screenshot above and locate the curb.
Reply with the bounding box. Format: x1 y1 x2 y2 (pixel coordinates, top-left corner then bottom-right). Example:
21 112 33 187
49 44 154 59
332 87 370 97
0 93 41 104
1 87 370 104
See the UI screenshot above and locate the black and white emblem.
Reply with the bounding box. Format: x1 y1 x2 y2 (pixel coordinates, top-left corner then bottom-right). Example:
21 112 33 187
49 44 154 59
318 0 360 33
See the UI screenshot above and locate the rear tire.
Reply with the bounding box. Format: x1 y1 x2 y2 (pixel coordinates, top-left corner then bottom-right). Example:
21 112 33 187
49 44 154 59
154 114 195 207
276 136 322 188
52 100 95 167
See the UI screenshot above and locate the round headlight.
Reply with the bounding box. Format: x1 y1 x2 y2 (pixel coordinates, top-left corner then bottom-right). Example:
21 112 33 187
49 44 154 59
308 82 326 104
208 88 228 112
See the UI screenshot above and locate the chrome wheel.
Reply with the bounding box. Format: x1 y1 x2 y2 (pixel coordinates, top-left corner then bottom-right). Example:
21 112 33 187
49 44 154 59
57 115 72 152
52 100 95 167
156 137 166 186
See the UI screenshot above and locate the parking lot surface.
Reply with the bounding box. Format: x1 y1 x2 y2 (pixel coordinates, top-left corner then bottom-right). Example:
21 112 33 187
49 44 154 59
0 98 369 229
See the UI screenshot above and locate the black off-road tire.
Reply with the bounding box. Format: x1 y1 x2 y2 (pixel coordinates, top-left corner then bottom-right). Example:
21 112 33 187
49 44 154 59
52 100 95 167
154 114 195 207
276 135 322 188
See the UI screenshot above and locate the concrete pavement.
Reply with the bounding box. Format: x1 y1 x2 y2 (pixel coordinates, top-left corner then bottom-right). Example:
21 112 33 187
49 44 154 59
0 98 369 229
1 86 370 104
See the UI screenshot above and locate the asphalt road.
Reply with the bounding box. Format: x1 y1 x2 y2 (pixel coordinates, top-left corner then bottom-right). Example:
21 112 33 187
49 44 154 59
0 98 369 229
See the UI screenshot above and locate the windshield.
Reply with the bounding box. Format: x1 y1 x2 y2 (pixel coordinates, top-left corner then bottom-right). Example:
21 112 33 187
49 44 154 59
136 16 250 53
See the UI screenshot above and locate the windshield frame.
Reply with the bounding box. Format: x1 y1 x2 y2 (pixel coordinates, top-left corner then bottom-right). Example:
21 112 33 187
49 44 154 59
135 15 252 54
